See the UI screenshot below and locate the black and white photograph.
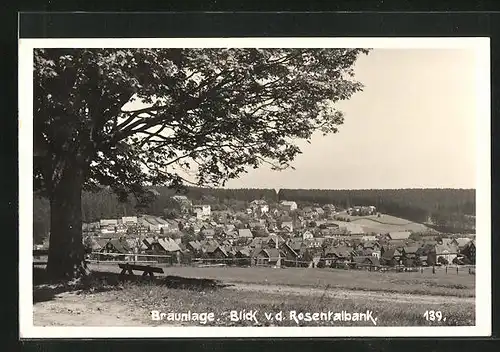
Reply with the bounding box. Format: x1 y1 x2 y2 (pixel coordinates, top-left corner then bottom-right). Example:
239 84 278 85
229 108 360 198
19 38 490 337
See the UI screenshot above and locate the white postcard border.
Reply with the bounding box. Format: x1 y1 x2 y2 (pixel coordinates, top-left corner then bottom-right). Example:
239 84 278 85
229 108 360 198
19 37 491 338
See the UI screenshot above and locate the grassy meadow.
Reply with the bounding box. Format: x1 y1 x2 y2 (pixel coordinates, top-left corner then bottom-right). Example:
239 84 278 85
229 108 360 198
87 264 475 298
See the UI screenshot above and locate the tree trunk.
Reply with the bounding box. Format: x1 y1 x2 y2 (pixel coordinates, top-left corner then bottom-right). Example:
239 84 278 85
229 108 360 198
46 161 87 280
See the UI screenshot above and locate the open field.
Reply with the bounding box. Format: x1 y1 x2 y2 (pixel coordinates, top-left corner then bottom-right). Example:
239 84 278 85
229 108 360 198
33 279 474 327
338 213 435 233
33 263 475 327
85 263 475 298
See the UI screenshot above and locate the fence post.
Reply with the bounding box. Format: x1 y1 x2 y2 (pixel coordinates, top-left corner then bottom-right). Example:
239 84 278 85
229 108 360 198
445 266 447 274
457 266 459 275
432 266 435 274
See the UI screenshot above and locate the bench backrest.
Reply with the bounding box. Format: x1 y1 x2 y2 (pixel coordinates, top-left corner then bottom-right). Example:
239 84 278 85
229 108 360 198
118 263 164 273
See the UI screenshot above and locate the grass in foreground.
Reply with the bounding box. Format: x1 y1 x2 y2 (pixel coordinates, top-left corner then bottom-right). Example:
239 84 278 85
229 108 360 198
74 279 474 327
110 265 475 298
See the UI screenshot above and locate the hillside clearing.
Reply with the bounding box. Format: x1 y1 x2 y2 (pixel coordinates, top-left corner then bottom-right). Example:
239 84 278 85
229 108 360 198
337 213 436 233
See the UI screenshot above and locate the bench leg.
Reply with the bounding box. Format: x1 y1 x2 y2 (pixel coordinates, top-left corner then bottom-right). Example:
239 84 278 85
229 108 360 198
128 269 133 275
142 271 148 277
149 272 154 277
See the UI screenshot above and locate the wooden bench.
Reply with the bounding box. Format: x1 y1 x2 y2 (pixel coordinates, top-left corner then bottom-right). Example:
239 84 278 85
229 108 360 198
118 263 164 278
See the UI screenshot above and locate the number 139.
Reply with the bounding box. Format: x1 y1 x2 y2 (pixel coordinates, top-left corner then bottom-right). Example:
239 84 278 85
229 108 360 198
424 310 445 322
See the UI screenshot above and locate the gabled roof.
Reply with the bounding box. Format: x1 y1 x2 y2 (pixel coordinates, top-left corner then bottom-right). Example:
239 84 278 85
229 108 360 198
402 246 420 254
236 247 251 257
157 238 181 252
454 238 472 248
280 242 299 257
238 229 254 238
353 256 380 266
381 247 402 259
259 248 281 261
206 245 228 257
324 246 352 258
435 244 458 254
388 231 411 240
188 240 202 251
107 239 131 253
363 241 379 249
287 238 303 251
96 239 109 248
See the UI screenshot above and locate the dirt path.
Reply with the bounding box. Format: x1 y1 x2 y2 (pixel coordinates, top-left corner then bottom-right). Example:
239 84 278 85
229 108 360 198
33 280 474 327
224 283 475 305
33 291 148 326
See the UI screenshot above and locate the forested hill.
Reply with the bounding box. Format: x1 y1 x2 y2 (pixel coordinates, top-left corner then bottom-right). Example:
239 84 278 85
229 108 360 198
278 188 475 232
33 187 475 243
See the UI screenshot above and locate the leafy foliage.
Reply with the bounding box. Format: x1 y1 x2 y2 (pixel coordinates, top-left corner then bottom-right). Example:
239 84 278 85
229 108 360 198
34 48 369 201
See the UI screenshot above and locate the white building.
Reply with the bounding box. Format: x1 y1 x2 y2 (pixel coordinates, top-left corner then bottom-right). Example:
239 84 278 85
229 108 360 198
100 219 118 227
302 230 314 240
122 216 138 225
193 205 211 219
280 201 297 212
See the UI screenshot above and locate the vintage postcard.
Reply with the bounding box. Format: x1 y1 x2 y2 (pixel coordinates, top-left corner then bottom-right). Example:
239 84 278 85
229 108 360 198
19 37 490 338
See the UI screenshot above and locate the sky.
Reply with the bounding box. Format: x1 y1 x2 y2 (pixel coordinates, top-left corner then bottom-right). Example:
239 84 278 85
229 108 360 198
221 49 479 190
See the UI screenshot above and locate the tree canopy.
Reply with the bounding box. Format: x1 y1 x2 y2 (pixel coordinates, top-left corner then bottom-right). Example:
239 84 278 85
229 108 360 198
34 48 369 201
33 48 370 279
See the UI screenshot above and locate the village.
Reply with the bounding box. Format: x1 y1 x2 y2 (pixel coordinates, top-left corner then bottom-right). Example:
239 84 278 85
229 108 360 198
33 196 476 272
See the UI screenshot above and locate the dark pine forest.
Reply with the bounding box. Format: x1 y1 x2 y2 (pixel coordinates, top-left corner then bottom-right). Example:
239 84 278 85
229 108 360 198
34 187 475 243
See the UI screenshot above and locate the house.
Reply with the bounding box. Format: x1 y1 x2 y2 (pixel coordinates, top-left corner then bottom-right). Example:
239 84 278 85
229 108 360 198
84 237 106 253
234 247 252 266
101 238 133 260
250 200 270 215
279 242 300 265
433 244 458 265
303 237 325 249
201 228 216 239
314 208 325 217
352 256 381 268
205 245 229 263
267 234 285 248
323 246 353 267
238 228 254 239
401 245 421 266
363 241 381 258
249 237 267 248
451 237 472 249
280 200 298 212
281 221 294 232
139 215 171 233
145 238 181 263
255 248 281 266
193 205 211 219
121 216 138 226
460 240 476 263
380 247 403 266
187 240 202 254
362 235 377 242
387 231 412 241
302 230 314 240
100 219 118 227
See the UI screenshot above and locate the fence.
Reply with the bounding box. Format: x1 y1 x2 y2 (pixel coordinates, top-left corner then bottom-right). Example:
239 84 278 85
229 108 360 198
35 250 476 275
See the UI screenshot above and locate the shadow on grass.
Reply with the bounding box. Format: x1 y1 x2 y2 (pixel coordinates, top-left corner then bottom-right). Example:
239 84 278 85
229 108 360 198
162 275 234 291
33 267 233 303
33 267 124 304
